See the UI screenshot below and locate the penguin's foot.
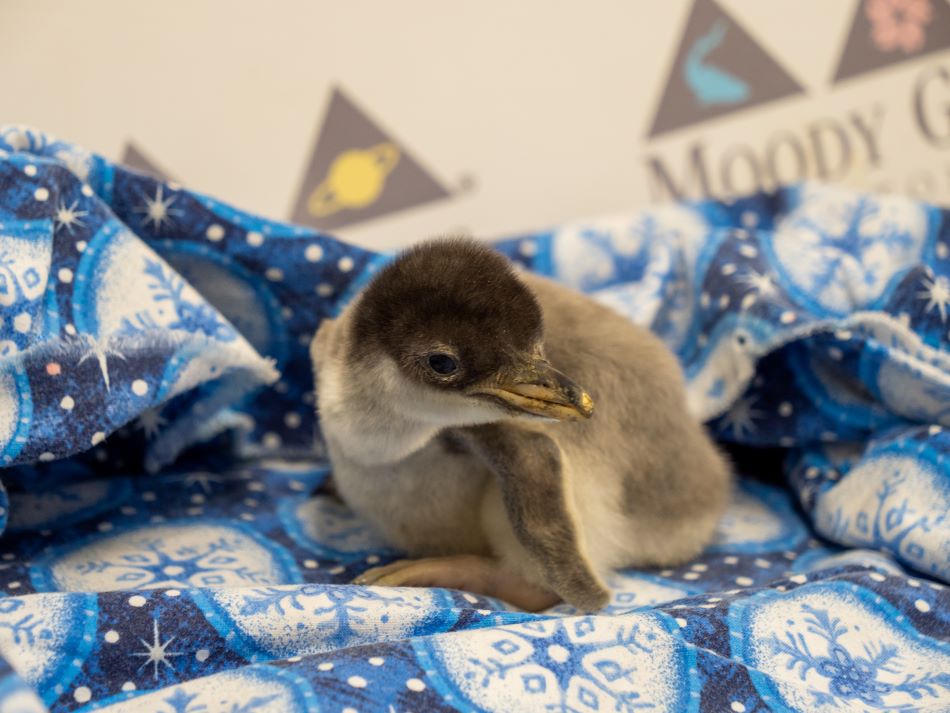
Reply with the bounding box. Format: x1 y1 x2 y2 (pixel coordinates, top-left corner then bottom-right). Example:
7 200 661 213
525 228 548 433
352 555 560 612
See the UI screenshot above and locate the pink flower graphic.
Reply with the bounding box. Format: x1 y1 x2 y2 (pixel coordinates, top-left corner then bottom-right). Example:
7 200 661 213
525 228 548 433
866 0 934 53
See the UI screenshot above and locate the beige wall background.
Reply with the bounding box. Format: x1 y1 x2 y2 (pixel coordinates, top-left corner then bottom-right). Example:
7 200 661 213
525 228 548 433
1 1 949 249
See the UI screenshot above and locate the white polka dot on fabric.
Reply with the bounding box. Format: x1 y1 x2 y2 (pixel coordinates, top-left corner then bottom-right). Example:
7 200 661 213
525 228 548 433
58 268 73 283
406 678 426 692
73 686 91 703
739 244 757 258
23 165 37 177
206 224 225 241
131 379 149 396
104 630 119 643
91 431 105 446
34 187 49 202
128 595 146 607
338 256 354 272
195 649 210 662
731 702 746 713
13 313 31 333
369 657 384 666
347 676 367 688
735 576 753 587
915 599 931 613
318 662 334 671
246 231 264 247
121 681 135 692
305 244 324 262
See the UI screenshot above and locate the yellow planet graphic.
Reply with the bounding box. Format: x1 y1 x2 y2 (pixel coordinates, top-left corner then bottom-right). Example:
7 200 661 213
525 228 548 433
307 142 401 217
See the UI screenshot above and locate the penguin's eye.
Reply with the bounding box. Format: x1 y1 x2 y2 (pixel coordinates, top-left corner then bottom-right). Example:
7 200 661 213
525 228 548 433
427 353 458 375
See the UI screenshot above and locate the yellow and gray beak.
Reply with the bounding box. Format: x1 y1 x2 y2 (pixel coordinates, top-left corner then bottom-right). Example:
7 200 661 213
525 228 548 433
472 358 594 421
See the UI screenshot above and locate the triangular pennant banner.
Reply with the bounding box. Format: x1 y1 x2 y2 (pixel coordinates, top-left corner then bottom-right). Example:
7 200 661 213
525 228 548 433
290 87 451 230
648 0 804 137
121 142 174 182
834 0 950 82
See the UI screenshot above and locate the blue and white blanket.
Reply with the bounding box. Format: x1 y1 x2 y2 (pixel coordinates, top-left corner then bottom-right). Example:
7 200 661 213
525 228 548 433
0 125 946 713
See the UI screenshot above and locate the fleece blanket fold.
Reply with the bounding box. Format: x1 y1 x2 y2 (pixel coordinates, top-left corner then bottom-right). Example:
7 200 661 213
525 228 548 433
0 125 946 712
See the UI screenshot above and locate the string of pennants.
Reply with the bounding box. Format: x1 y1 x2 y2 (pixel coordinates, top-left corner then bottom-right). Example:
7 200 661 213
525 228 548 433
123 0 950 230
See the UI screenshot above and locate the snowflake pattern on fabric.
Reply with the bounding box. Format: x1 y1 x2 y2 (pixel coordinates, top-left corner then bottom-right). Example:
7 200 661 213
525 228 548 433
730 582 950 711
416 614 698 712
196 583 457 659
0 594 97 705
0 128 945 711
768 183 933 315
30 521 301 592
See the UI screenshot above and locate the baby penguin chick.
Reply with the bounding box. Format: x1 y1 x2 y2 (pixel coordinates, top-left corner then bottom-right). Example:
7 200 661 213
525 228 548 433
311 237 730 611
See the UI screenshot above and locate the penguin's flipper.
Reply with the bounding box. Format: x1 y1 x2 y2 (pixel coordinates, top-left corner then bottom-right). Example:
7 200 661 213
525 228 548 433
458 424 610 612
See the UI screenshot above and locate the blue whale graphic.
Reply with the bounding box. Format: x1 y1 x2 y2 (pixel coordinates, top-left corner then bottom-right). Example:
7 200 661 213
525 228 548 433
684 20 750 106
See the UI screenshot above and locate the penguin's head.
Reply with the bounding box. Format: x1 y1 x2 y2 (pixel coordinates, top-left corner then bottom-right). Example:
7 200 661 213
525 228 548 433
349 237 594 425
